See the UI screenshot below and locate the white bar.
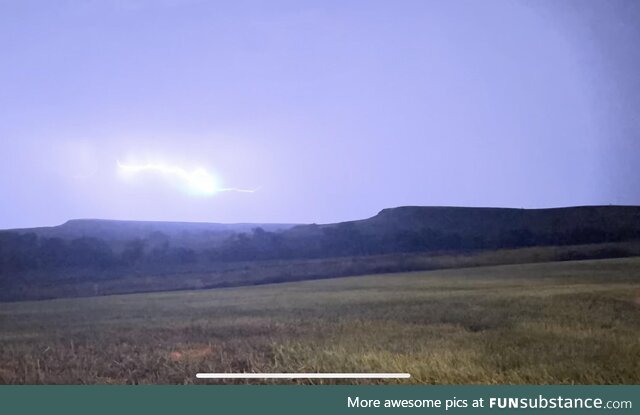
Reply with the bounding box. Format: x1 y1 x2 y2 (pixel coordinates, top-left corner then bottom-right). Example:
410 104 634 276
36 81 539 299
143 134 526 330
196 373 410 379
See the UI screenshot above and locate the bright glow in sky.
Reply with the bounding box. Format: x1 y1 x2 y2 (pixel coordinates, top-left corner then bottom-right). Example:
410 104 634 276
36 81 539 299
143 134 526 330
1 0 639 228
117 161 255 196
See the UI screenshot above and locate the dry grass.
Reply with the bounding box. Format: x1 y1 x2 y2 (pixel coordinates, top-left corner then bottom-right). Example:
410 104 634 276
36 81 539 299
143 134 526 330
1 257 639 384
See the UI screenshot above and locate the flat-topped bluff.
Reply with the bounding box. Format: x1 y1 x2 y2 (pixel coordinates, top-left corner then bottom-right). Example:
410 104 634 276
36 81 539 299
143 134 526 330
363 205 640 234
285 205 640 243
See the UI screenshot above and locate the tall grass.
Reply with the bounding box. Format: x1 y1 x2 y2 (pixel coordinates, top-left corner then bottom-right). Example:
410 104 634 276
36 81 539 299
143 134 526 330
0 257 639 384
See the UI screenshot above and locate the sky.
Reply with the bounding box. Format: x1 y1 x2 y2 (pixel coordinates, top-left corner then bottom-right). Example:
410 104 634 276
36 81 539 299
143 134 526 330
1 0 639 228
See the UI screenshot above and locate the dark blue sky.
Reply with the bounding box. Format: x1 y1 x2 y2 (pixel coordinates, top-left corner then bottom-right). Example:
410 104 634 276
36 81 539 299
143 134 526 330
1 0 639 228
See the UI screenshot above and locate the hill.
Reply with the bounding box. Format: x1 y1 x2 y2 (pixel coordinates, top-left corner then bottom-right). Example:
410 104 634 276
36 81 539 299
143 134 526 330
280 205 640 257
361 205 640 236
1 205 639 301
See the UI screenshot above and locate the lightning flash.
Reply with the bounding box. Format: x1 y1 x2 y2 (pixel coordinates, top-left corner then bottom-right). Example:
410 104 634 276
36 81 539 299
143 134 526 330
117 161 255 195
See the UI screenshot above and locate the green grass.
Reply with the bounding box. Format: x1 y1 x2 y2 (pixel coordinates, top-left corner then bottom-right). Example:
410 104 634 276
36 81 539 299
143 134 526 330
1 257 639 384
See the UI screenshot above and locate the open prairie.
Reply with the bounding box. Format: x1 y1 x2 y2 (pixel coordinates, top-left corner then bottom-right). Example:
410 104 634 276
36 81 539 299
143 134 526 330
1 257 639 384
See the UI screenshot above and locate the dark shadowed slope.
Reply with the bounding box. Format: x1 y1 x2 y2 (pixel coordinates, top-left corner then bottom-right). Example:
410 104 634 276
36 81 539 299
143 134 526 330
286 205 640 250
362 205 640 239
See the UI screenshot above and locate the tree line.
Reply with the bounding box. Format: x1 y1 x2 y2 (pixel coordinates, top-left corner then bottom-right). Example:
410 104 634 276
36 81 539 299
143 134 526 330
1 222 638 276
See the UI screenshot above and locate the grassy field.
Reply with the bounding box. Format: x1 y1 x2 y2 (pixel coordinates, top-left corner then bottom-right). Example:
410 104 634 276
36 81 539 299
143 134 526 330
1 257 639 384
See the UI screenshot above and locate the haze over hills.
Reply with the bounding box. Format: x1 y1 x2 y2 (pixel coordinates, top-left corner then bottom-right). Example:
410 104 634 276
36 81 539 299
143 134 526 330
8 219 297 248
